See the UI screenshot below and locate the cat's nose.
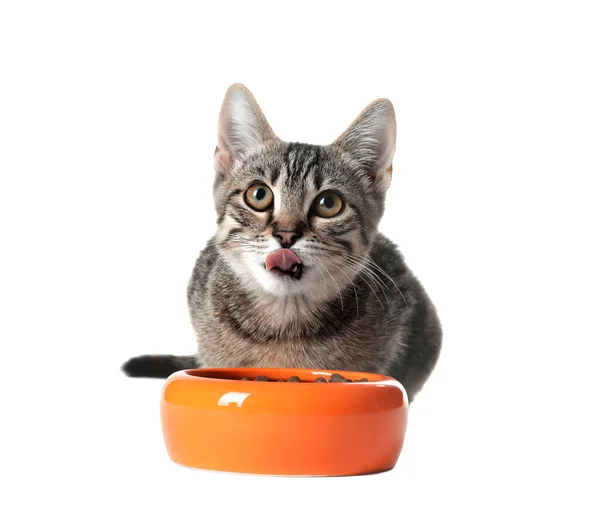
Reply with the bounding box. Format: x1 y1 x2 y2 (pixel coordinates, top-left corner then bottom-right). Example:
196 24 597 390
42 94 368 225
274 230 302 248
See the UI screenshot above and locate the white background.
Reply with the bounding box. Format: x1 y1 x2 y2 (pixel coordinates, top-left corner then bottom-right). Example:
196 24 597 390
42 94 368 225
1 1 599 517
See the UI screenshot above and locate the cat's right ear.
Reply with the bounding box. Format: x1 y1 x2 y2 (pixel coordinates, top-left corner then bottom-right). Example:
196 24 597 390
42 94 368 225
215 83 277 175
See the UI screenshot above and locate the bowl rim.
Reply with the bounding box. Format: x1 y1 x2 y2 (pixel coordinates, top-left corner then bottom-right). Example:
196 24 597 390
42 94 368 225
161 367 408 413
177 366 399 384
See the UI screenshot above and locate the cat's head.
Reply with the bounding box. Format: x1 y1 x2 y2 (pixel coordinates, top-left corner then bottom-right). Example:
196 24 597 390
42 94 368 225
212 83 396 301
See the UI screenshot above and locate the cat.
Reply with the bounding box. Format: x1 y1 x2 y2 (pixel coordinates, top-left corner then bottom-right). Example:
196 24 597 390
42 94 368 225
122 83 442 402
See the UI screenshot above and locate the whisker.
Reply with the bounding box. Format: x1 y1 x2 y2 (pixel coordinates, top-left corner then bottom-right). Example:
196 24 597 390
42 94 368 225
302 243 350 255
314 257 344 312
342 255 388 291
318 246 408 307
328 257 387 312
311 260 327 293
347 262 392 313
315 248 386 292
222 236 270 252
324 262 359 320
352 252 408 306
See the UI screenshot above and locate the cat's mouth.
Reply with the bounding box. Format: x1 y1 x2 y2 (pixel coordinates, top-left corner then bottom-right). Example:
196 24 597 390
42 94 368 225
265 249 303 280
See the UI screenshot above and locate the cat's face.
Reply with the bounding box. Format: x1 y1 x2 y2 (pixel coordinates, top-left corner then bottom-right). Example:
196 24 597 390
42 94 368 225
212 84 396 300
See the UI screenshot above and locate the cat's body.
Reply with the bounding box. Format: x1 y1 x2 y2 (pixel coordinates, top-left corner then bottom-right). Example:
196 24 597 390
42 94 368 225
123 84 442 402
187 232 440 400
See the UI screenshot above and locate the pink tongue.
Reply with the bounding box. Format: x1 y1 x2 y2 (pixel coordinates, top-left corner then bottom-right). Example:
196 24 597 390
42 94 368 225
265 249 302 272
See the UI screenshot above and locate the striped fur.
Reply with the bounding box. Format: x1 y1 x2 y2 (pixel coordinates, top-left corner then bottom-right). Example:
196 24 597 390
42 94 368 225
124 84 442 402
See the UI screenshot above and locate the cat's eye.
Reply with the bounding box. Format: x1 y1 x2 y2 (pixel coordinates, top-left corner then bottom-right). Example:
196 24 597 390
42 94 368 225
311 191 344 218
244 183 274 212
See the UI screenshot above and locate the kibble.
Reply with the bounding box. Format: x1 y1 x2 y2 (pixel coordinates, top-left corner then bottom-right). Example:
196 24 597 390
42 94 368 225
238 373 369 383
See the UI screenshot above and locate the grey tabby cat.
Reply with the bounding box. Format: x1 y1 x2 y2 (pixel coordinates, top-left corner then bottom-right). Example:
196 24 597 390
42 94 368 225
123 83 442 402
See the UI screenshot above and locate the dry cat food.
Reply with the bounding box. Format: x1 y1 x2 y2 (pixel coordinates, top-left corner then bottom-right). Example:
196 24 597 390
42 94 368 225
240 374 369 383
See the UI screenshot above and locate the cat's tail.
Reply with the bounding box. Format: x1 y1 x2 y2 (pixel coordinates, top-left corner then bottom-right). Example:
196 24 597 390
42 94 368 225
121 354 198 378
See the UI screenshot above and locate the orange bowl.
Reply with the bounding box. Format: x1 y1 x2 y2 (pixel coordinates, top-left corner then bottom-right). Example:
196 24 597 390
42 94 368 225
160 367 409 476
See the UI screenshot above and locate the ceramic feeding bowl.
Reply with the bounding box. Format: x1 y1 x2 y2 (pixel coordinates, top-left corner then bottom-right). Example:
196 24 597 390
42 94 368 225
160 367 409 476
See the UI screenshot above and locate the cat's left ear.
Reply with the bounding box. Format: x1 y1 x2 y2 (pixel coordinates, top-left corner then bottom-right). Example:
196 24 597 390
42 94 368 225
215 83 277 175
332 99 396 193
